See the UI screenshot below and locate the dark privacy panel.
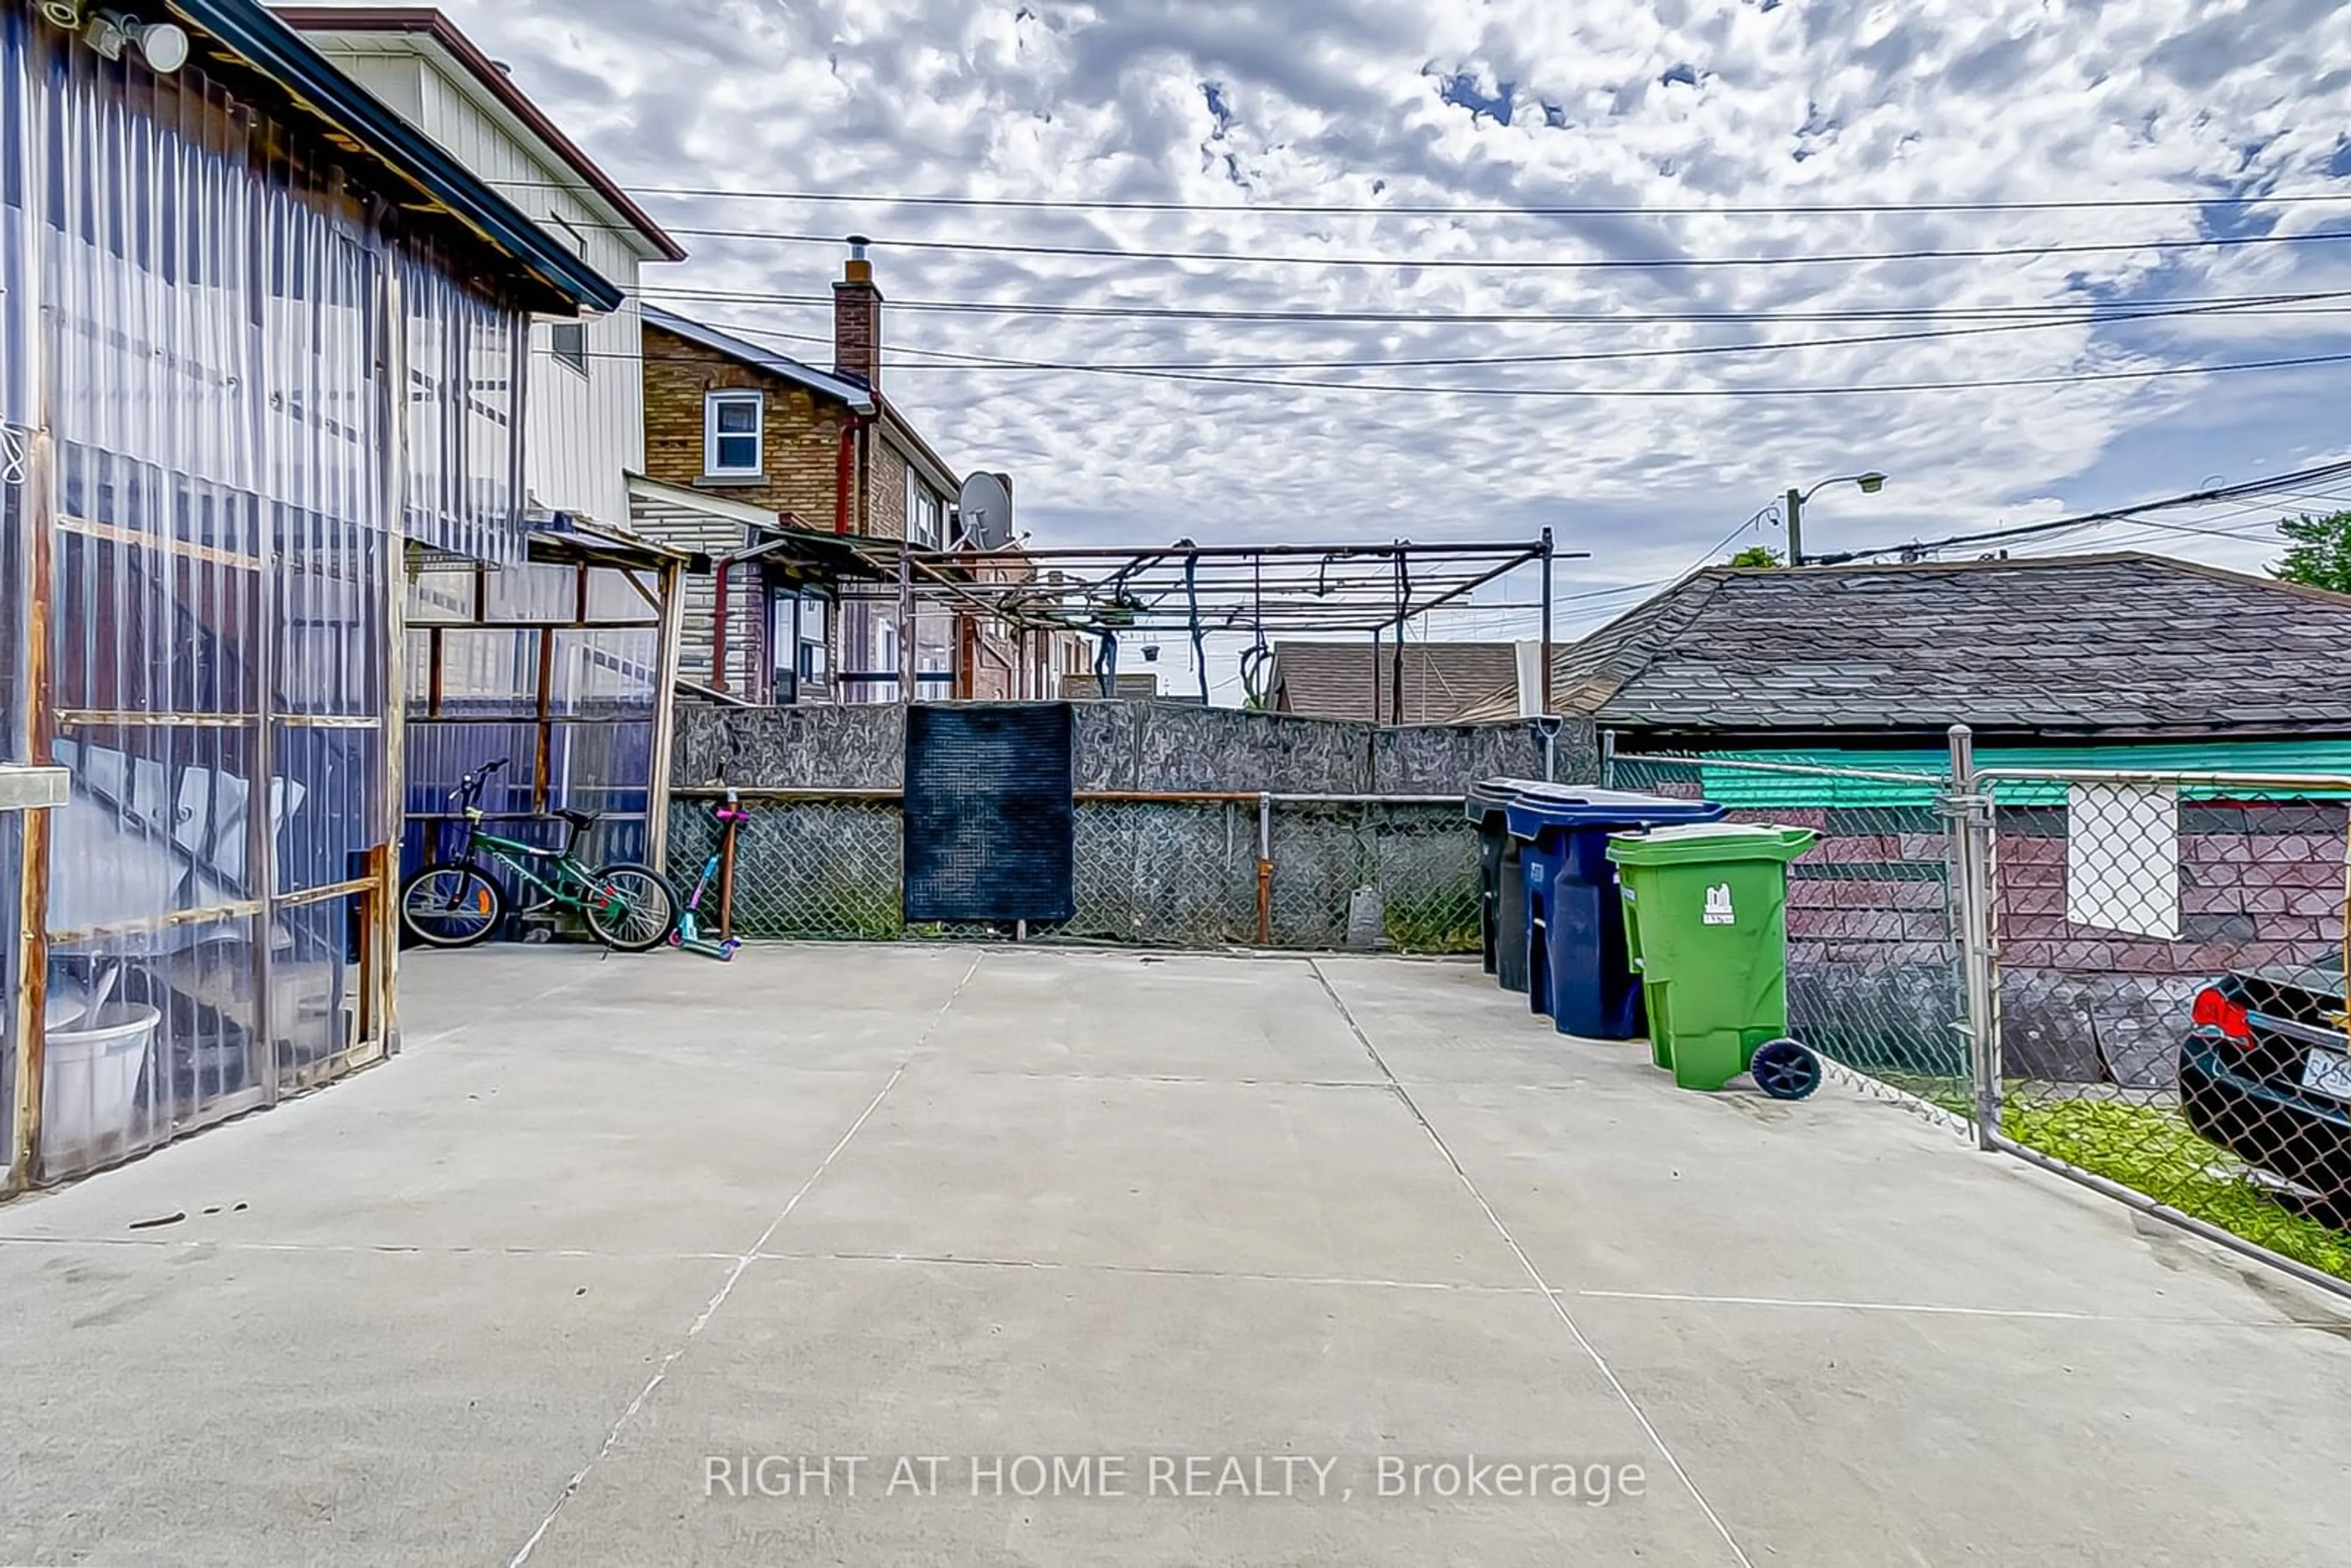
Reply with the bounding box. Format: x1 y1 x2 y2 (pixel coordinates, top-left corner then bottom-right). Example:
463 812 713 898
902 705 1076 923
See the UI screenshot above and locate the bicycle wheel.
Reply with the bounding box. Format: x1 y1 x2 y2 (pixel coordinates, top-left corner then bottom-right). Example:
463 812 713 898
583 862 680 952
400 863 507 948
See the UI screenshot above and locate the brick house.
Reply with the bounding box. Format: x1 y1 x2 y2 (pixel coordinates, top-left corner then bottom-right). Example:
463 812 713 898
633 246 1043 703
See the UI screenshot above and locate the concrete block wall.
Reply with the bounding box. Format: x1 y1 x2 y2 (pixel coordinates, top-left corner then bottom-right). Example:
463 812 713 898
665 702 1577 954
1992 804 2350 977
673 701 1583 796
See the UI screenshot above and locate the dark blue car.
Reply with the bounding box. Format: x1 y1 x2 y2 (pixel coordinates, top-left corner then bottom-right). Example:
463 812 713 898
2180 957 2351 1214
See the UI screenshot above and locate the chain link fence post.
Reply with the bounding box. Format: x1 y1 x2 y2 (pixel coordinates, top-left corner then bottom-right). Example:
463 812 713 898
1254 792 1273 948
1948 724 2001 1150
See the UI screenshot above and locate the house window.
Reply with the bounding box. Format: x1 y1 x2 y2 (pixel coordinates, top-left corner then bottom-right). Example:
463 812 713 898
545 217 589 375
705 392 765 478
906 473 943 548
770 588 831 704
550 321 587 375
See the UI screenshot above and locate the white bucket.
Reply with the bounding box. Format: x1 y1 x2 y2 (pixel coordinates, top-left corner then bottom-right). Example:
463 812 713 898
42 1004 159 1150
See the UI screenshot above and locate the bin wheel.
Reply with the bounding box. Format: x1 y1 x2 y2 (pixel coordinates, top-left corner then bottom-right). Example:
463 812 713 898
1751 1039 1822 1101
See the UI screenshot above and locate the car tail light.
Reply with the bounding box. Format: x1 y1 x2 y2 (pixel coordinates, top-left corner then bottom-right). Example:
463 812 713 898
2191 987 2254 1045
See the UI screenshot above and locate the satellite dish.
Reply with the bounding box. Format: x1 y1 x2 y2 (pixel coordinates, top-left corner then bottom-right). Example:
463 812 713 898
957 471 1013 550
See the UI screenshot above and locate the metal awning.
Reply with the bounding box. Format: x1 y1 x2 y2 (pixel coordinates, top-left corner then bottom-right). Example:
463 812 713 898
529 513 708 574
726 521 900 583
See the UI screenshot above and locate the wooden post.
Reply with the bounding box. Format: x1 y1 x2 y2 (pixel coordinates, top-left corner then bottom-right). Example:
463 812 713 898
647 555 687 871
1391 550 1407 726
718 800 741 943
534 625 556 813
377 260 411 1059
10 428 55 1191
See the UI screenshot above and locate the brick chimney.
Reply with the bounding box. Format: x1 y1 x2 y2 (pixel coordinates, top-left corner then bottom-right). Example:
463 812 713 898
833 235 882 391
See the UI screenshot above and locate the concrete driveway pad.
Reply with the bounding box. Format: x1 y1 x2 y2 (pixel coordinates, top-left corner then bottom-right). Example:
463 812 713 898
3 944 2346 1566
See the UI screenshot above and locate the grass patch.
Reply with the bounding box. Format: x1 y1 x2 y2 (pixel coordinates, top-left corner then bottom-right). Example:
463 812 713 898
2002 1097 2351 1284
1374 883 1480 955
1382 907 1480 956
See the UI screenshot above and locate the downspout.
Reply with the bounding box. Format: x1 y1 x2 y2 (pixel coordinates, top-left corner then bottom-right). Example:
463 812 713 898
834 407 875 536
711 553 731 691
834 415 859 535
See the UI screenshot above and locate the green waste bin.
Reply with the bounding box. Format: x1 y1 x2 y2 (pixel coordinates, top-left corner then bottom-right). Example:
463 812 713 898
1606 823 1820 1093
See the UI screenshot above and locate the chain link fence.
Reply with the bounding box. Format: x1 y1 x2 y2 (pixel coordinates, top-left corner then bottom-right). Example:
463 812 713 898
669 793 904 941
1975 768 2351 1285
669 753 2351 1294
1613 754 1972 1115
668 792 1480 956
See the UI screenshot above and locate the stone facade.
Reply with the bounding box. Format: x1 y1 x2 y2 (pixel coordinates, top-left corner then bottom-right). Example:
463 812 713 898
673 701 1575 794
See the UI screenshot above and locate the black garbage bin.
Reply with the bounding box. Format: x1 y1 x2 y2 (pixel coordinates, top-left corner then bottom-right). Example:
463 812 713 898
1468 779 1591 994
1466 781 1522 986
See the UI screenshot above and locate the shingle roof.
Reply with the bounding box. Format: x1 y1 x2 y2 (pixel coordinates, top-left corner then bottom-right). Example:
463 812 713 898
1479 553 2351 740
1272 641 1522 725
640 306 877 411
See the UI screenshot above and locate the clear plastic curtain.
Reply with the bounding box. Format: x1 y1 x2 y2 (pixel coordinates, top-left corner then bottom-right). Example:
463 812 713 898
13 2 531 1177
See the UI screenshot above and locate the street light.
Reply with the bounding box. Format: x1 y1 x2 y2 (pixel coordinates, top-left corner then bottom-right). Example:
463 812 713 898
1784 471 1888 566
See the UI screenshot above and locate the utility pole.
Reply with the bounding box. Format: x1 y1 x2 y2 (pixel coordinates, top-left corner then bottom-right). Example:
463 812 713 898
1782 472 1884 568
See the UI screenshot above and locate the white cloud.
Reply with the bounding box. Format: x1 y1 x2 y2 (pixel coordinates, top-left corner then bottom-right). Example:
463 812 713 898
306 0 2351 597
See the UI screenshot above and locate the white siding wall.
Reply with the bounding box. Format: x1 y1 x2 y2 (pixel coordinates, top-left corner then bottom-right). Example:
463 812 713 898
412 67 645 530
309 40 651 530
328 53 426 121
628 484 765 697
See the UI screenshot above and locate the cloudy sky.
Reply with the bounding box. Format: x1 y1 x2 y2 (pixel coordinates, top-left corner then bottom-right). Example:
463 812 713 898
313 0 2351 642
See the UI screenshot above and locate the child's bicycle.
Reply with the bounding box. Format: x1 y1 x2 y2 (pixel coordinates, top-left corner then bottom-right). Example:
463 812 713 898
400 759 679 951
672 792 748 961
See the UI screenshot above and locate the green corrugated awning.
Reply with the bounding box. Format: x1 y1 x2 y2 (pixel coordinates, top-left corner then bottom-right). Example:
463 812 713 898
1619 740 2351 808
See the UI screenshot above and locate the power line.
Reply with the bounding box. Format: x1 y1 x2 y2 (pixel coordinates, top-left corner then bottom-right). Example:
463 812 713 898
676 293 2351 376
636 284 2351 328
486 176 2351 219
1810 462 2351 565
645 225 2351 272
1525 503 1788 625
610 343 2351 400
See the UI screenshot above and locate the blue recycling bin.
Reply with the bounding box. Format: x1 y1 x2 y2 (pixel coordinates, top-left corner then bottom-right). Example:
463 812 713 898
1504 788 1728 1038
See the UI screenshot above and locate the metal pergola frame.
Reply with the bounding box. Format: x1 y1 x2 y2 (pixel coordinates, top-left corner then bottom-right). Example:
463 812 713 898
823 531 1575 715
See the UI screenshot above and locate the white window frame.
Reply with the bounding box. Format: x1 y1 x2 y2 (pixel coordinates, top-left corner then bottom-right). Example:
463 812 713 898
546 223 591 375
704 391 765 478
907 471 946 548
